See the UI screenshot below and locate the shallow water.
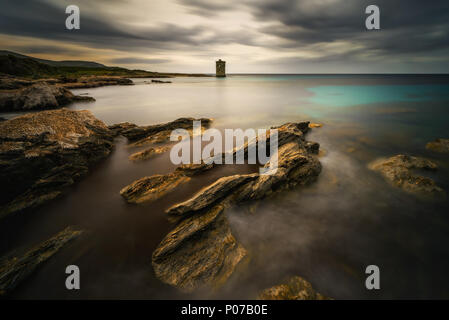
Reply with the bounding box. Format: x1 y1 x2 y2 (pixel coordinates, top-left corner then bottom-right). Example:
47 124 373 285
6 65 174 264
1 74 449 299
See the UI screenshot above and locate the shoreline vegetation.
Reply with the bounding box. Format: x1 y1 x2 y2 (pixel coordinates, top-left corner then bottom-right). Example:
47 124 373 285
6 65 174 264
0 51 210 112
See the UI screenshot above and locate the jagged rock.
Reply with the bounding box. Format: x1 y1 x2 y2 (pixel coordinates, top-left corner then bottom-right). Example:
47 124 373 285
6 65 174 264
258 276 329 300
111 117 212 143
167 174 258 218
108 122 138 137
426 139 449 153
120 173 191 204
0 109 114 219
128 145 171 162
0 227 83 296
0 82 94 111
150 121 322 292
152 205 247 292
369 154 445 197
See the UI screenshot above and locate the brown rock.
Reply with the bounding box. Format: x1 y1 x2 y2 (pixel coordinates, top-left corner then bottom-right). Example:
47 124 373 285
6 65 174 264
128 145 171 162
0 82 94 111
152 205 247 292
0 109 114 219
120 173 191 204
258 276 330 300
150 121 322 292
426 139 449 154
369 154 445 197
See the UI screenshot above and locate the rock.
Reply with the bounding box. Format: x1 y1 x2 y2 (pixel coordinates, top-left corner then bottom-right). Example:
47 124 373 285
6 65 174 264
61 76 134 89
151 80 172 84
152 205 247 292
166 174 258 218
369 154 445 197
0 226 83 296
150 121 322 292
0 117 5 122
0 109 114 219
108 122 138 137
0 76 34 90
128 145 171 162
426 139 449 153
0 82 95 112
112 117 212 144
120 173 191 204
308 123 323 128
258 276 330 300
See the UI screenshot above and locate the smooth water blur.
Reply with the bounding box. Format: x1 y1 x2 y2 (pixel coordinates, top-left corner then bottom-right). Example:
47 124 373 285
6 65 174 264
1 75 449 299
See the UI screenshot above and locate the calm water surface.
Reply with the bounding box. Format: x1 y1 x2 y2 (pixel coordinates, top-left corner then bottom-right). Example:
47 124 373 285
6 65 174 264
1 75 449 299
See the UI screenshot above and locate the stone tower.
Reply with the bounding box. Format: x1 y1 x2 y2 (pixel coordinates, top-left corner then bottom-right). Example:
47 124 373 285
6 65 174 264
216 59 226 77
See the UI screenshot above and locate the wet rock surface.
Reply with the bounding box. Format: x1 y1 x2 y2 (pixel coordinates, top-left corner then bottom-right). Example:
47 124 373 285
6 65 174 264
0 82 94 111
120 173 191 204
0 226 83 296
0 109 114 219
143 121 322 292
128 145 172 162
258 276 329 300
152 205 247 292
110 117 212 144
369 154 445 197
426 138 449 154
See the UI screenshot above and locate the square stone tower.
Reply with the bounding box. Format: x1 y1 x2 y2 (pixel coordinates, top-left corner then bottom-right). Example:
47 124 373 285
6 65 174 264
216 59 226 77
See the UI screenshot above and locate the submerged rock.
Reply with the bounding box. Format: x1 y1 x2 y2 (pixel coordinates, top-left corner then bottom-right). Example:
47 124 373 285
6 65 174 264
0 82 94 111
0 109 114 219
426 138 449 154
258 276 329 300
369 154 445 197
0 227 83 296
149 121 322 292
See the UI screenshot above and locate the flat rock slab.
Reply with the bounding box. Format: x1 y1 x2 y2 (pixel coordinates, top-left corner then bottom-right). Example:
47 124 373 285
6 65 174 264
0 227 83 296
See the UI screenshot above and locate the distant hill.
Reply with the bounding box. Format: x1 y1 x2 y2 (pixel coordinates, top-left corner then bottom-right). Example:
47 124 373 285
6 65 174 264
0 50 209 79
0 50 106 68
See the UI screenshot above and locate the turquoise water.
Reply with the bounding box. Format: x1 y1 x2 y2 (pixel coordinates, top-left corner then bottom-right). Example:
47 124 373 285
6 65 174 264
2 75 449 299
307 84 449 107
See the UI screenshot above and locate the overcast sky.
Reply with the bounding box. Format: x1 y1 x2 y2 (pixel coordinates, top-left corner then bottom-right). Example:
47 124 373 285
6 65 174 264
1 0 448 73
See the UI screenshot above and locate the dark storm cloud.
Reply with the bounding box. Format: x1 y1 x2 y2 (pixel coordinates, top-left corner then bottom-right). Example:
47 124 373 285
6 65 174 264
0 0 211 52
109 57 170 64
180 0 449 59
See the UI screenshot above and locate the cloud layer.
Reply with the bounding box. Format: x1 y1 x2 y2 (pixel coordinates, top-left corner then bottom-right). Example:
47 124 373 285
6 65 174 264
1 0 448 73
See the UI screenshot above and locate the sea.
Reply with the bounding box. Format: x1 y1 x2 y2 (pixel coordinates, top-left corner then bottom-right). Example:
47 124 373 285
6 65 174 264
1 74 449 299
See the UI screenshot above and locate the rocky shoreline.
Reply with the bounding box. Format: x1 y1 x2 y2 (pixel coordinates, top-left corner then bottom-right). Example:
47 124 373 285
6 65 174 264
0 109 114 220
1 106 448 298
115 120 322 292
